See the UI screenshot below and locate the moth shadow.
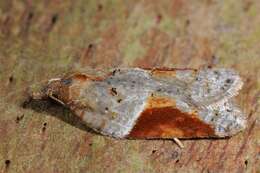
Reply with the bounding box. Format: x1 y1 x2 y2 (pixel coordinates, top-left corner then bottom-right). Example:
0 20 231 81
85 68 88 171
23 98 98 135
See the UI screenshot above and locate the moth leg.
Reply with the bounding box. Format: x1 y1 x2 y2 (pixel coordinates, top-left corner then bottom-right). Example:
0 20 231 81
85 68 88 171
173 138 184 148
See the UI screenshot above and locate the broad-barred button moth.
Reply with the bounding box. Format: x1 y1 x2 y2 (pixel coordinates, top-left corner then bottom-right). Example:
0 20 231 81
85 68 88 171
32 68 246 140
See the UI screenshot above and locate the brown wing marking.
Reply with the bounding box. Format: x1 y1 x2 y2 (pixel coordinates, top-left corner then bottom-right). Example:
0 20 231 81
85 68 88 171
127 96 216 139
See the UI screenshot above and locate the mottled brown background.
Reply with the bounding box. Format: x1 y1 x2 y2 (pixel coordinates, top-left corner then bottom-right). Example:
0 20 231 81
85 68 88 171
0 0 259 173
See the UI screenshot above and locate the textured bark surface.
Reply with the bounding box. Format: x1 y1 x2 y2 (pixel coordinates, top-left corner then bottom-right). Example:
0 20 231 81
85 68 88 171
0 1 259 173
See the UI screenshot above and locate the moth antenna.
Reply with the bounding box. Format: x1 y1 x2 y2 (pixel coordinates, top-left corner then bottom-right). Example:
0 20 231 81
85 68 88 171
173 138 184 148
48 78 61 84
0 76 63 109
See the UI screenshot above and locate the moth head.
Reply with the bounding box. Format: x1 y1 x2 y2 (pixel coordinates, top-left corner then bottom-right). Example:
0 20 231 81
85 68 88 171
31 73 98 105
30 77 70 102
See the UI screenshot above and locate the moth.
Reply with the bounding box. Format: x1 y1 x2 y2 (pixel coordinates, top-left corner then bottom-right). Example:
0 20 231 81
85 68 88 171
32 67 246 145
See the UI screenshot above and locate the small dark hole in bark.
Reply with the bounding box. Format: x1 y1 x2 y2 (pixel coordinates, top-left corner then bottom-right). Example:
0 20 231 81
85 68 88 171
16 114 24 123
117 99 122 103
186 19 190 26
43 122 47 126
5 160 10 167
28 12 34 20
51 14 58 24
105 107 109 111
175 159 179 163
9 76 14 83
88 44 93 49
16 117 20 123
244 160 248 166
98 4 103 11
152 150 157 154
89 143 93 146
